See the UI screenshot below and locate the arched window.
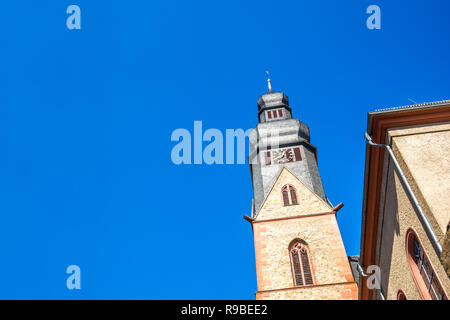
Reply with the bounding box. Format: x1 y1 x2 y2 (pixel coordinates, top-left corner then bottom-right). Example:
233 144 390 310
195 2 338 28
397 290 407 300
289 239 314 287
406 229 448 300
281 185 298 206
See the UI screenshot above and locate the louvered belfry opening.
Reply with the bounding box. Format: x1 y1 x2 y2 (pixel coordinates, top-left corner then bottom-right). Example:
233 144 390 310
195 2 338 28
289 188 298 205
289 240 314 287
282 188 290 206
282 185 298 206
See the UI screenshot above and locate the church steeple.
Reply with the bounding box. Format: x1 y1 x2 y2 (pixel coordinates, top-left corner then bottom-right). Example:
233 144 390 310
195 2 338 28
249 84 327 215
246 80 358 300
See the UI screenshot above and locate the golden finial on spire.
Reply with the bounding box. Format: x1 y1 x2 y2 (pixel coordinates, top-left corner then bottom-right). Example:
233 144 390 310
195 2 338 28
266 70 273 93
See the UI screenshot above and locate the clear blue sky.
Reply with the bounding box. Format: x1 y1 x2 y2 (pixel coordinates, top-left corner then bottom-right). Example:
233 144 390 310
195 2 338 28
0 1 449 299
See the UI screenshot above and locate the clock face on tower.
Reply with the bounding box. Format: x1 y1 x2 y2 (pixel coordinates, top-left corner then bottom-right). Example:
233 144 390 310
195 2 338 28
272 148 294 164
263 147 302 166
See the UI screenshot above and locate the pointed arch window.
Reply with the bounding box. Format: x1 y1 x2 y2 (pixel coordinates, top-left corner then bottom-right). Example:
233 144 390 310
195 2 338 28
406 229 448 300
397 290 407 300
281 185 298 206
289 240 314 287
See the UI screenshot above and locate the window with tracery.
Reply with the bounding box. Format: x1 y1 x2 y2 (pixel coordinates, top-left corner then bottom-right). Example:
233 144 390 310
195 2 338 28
289 240 314 287
282 185 298 206
406 229 447 300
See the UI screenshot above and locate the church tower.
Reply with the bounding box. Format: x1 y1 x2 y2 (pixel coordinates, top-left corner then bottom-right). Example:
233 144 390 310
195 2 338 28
246 78 358 300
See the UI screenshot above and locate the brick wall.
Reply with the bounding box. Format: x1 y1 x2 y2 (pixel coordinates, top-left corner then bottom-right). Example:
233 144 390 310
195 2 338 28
256 283 358 300
252 167 357 299
256 168 331 221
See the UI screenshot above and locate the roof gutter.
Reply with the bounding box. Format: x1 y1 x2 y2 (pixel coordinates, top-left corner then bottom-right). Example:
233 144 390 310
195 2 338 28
364 132 442 256
356 263 385 300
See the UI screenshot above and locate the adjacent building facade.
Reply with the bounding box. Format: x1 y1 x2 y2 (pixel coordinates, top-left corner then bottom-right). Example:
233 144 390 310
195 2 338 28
360 100 450 300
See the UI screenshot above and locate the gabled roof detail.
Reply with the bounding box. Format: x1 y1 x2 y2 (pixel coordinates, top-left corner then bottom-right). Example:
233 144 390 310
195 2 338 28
253 166 333 221
371 99 450 114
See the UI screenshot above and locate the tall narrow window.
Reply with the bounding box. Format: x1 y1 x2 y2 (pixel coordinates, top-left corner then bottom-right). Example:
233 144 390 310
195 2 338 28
397 290 407 300
272 110 278 119
281 185 298 206
301 249 313 284
264 151 271 166
406 229 448 300
293 147 301 161
290 187 298 205
265 109 284 120
289 240 314 287
282 188 290 206
291 250 303 286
